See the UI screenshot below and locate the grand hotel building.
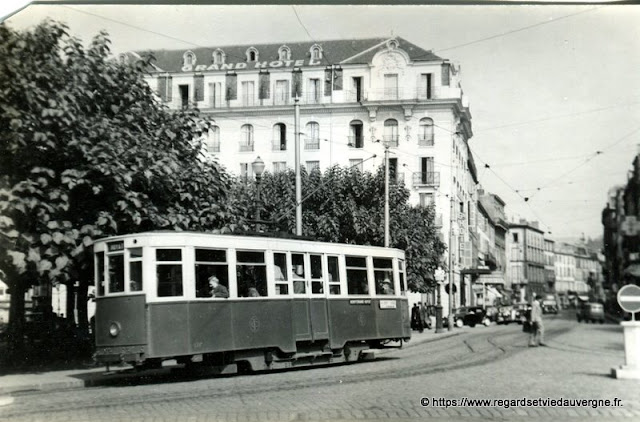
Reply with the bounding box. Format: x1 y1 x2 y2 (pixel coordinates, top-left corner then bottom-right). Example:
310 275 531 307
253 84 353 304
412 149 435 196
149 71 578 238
133 37 478 310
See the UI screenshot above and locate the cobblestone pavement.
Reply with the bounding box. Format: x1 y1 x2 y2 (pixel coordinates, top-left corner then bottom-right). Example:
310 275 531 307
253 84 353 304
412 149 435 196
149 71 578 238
1 312 638 422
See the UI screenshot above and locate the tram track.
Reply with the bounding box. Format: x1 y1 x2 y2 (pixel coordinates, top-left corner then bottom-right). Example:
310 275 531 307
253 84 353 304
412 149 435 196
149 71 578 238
2 321 576 419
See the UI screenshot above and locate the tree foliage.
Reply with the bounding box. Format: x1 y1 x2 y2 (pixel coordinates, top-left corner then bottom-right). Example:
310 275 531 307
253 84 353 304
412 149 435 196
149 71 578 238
231 166 446 292
0 21 232 350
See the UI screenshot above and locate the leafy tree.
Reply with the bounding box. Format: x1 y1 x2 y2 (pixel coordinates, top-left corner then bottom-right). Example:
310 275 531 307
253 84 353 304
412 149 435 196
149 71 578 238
0 20 232 357
231 166 446 292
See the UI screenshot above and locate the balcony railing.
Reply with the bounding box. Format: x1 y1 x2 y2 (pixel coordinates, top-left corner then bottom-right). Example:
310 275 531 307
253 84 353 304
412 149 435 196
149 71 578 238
418 135 434 147
434 213 444 227
382 135 399 148
412 172 440 187
304 137 321 150
272 139 287 151
207 142 220 153
239 141 254 152
389 171 404 185
348 136 364 148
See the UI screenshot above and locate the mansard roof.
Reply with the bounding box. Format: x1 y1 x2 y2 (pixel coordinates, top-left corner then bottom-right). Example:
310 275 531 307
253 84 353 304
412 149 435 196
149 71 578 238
137 37 443 73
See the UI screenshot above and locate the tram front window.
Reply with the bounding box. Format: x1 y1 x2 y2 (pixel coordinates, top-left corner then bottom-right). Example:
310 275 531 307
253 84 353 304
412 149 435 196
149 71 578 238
195 249 229 298
156 249 183 297
108 255 125 293
236 251 267 297
96 252 105 296
346 256 369 295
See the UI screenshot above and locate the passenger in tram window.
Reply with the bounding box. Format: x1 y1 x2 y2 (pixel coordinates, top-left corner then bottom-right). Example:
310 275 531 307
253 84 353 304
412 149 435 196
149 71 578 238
248 286 260 297
381 278 394 295
208 275 229 298
129 280 141 291
292 264 306 294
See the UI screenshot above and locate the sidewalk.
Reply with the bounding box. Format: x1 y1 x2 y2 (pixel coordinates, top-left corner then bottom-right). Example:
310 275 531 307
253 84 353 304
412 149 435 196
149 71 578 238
0 327 462 399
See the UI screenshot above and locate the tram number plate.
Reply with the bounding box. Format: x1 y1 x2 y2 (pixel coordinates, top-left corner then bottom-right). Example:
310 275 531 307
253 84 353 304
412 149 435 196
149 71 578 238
379 300 397 309
108 241 124 252
349 299 371 305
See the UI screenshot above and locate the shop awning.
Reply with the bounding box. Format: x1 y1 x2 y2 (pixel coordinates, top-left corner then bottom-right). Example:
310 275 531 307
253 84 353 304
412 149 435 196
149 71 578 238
623 263 640 278
476 273 505 285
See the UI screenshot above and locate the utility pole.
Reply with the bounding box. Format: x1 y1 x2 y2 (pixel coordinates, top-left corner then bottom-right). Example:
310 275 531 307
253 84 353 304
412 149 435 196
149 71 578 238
294 95 302 236
384 143 390 248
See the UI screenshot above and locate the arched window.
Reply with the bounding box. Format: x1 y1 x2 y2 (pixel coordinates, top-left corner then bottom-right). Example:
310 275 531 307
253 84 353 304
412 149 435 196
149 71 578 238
349 120 363 148
240 124 254 152
418 118 434 146
183 51 196 67
305 122 320 150
384 119 399 146
278 46 291 61
118 54 128 64
213 49 225 65
273 123 287 151
310 44 322 60
246 47 259 62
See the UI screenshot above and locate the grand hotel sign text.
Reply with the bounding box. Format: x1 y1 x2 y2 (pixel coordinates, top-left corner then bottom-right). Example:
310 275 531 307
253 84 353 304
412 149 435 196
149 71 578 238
182 58 323 72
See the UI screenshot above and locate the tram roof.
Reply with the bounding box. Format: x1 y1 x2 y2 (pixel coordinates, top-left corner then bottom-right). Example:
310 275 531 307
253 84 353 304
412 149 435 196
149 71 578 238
94 230 405 255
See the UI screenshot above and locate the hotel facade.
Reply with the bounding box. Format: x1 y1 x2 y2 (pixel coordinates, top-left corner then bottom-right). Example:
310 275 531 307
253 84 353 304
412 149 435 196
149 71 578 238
135 37 477 310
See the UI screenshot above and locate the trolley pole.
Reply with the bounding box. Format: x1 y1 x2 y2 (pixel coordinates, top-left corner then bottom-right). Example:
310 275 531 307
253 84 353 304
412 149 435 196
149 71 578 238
294 96 302 236
384 144 390 248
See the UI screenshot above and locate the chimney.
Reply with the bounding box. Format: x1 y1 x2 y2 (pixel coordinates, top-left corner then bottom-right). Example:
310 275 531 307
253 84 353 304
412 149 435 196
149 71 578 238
531 221 539 229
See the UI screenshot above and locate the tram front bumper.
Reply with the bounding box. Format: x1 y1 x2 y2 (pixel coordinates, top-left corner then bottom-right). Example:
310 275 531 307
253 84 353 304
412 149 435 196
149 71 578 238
94 345 148 365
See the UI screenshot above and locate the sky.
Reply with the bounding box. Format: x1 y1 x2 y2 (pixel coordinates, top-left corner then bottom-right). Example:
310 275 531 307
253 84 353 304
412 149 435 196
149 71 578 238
3 2 640 241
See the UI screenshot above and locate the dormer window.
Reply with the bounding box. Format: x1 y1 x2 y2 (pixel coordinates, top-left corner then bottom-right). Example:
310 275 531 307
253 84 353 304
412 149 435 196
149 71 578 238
278 45 291 61
386 39 399 50
310 44 323 60
183 51 196 67
118 53 128 64
212 49 226 65
246 47 259 62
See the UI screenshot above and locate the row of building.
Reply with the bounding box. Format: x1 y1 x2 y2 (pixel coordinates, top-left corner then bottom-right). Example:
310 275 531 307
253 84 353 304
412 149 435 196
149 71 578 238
602 150 640 309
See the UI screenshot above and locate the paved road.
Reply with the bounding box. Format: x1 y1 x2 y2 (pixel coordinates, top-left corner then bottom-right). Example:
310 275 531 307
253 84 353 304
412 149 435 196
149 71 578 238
2 311 638 421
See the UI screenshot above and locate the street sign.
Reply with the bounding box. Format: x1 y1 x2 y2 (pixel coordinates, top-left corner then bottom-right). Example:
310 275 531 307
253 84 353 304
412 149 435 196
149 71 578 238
435 268 445 282
617 284 640 314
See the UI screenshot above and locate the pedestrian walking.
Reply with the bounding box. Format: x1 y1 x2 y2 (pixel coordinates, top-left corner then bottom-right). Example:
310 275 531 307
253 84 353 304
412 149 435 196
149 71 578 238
529 294 546 347
411 303 424 332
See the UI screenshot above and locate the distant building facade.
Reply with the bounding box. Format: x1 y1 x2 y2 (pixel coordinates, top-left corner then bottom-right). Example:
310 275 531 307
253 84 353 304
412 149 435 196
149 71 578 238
507 219 546 302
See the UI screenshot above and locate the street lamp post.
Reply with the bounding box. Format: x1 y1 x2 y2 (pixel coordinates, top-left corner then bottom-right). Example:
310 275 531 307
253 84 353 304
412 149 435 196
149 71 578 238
252 156 265 230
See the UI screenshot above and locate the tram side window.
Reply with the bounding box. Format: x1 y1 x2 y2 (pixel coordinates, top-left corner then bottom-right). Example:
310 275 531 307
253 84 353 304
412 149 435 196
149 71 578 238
195 249 229 298
273 253 289 295
156 249 183 297
373 257 394 295
399 259 406 295
292 253 306 294
327 256 341 295
96 252 105 296
310 254 323 293
108 254 125 293
346 256 369 295
236 251 267 297
129 248 143 292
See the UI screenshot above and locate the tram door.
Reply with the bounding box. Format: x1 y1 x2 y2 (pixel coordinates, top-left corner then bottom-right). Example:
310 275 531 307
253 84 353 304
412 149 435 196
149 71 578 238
291 253 329 342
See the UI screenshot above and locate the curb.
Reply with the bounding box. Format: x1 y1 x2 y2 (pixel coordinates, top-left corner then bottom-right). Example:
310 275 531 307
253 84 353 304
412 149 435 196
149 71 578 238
0 378 86 395
376 329 462 356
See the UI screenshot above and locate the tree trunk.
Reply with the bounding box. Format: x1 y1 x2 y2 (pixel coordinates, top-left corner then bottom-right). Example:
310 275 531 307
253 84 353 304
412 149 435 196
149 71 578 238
7 280 26 355
76 279 88 333
65 281 75 325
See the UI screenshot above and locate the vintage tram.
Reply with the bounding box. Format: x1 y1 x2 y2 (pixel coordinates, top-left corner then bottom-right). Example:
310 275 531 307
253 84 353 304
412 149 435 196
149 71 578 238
93 231 411 373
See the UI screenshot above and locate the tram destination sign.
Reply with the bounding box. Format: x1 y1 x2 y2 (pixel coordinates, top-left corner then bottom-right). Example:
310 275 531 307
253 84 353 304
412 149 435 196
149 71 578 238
349 299 371 305
107 241 124 252
617 284 640 314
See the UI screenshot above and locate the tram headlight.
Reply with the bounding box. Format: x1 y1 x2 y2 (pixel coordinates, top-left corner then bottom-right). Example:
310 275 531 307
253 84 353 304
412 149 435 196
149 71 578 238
109 322 121 338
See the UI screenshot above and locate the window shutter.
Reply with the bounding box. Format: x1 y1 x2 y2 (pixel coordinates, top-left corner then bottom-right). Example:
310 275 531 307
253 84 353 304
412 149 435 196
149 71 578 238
157 76 167 101
324 68 332 96
259 71 270 99
194 75 204 102
441 64 450 86
292 69 302 98
166 76 172 101
225 73 237 101
333 68 343 91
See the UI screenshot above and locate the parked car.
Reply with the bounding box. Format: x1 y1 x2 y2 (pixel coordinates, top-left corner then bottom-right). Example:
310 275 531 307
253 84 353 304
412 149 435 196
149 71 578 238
496 305 516 324
453 306 488 328
542 294 559 314
513 303 531 324
577 301 605 323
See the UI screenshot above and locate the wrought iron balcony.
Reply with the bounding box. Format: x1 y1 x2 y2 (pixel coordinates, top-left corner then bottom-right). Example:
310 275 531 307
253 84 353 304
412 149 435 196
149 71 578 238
348 136 364 148
272 139 287 151
418 135 434 147
304 137 321 150
382 135 399 148
412 172 440 187
239 141 254 152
